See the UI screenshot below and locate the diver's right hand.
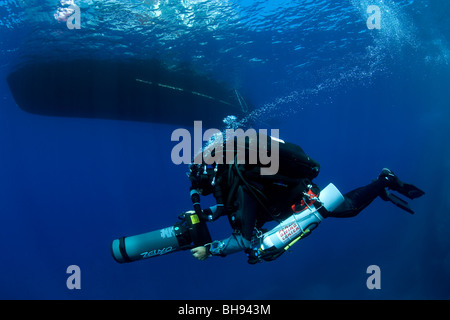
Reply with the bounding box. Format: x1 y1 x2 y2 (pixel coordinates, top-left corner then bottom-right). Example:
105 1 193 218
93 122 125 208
191 246 209 261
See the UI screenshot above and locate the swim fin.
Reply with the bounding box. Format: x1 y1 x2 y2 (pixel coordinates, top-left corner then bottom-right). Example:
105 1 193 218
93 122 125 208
381 190 415 214
378 168 425 213
393 182 425 200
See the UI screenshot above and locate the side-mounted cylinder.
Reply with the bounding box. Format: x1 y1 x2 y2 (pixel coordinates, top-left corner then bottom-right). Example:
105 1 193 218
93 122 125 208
251 183 344 262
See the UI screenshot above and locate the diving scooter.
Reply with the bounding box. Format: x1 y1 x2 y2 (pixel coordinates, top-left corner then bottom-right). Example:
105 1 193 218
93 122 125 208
111 183 345 263
111 211 212 263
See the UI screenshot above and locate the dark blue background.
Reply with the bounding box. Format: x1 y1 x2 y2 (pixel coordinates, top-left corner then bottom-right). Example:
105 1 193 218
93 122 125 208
0 0 449 299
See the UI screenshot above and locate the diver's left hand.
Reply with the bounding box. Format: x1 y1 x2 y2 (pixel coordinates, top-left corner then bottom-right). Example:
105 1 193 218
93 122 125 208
191 246 209 261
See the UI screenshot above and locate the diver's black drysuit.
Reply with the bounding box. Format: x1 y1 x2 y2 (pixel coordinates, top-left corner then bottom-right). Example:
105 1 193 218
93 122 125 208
332 179 388 217
190 134 394 258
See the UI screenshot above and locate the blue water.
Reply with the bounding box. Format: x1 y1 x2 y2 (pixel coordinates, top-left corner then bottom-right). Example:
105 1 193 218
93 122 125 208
1 0 449 299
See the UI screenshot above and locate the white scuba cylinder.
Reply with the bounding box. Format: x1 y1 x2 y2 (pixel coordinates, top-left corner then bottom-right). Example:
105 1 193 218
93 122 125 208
258 183 344 251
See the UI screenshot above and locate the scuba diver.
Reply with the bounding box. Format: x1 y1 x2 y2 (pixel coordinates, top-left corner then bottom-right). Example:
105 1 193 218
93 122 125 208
111 133 424 264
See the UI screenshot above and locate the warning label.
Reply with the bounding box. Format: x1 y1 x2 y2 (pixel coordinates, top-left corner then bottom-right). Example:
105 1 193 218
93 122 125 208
277 222 300 242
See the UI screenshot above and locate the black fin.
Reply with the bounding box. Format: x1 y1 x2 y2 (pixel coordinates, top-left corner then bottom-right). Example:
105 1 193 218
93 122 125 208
380 168 425 200
383 190 415 214
394 182 425 200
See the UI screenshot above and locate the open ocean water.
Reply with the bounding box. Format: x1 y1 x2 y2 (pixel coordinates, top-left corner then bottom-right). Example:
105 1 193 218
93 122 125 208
0 0 449 300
